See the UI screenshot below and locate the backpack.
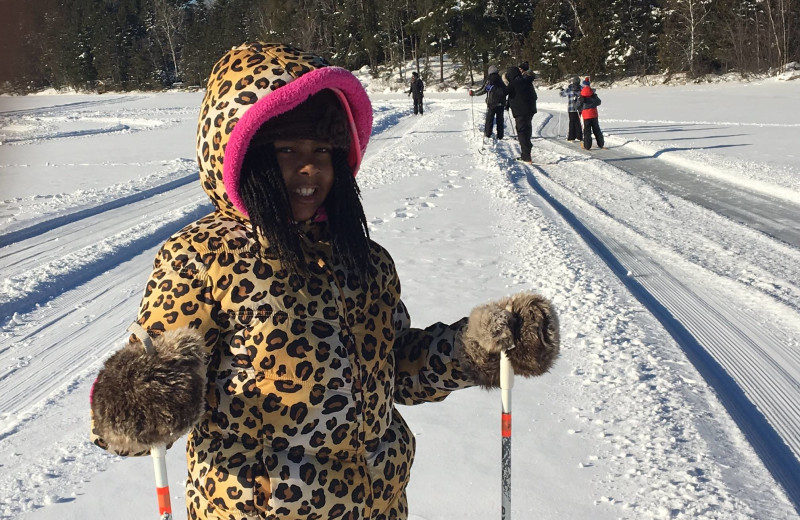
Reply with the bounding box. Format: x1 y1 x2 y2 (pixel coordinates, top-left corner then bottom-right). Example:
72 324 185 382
486 82 507 107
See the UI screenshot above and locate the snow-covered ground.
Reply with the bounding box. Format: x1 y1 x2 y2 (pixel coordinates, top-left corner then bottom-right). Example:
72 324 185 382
1 75 799 519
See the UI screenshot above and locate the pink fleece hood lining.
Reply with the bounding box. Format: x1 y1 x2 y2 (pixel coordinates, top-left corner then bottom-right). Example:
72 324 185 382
223 66 372 216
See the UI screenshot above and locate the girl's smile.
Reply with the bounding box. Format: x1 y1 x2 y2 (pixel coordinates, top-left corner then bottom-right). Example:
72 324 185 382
274 139 335 221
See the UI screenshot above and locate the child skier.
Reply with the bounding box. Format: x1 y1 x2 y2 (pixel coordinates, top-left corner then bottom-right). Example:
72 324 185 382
407 71 425 115
576 77 605 149
469 65 508 140
89 42 560 520
559 75 583 142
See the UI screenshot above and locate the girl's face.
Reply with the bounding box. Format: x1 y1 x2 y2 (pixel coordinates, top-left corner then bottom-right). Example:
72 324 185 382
274 139 335 222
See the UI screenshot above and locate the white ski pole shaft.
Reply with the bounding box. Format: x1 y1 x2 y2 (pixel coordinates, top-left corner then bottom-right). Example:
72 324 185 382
500 348 514 520
557 110 562 138
151 444 173 520
471 94 476 139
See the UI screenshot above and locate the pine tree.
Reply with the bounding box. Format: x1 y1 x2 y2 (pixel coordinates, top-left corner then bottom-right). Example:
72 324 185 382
606 0 663 76
525 0 571 82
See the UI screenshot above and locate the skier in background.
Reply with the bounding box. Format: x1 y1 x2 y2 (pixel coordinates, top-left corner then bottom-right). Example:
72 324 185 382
506 61 538 163
576 77 605 149
89 42 560 520
469 64 508 140
559 75 583 142
408 70 425 114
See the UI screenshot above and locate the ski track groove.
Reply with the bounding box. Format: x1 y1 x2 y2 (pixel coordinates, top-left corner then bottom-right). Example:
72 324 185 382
0 183 210 320
0 166 211 434
465 113 784 518
523 166 800 509
523 116 800 510
0 171 199 248
0 96 147 119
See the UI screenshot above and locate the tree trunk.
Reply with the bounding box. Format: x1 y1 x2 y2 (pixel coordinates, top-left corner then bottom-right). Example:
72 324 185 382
439 36 444 83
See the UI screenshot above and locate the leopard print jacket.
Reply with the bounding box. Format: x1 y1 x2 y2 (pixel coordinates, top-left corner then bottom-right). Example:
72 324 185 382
91 43 475 520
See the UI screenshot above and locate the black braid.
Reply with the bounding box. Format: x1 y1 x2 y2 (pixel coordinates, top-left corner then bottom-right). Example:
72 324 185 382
239 145 304 273
325 148 373 283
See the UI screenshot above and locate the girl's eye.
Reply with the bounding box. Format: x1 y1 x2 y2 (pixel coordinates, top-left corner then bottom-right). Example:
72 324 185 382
275 147 293 153
316 147 331 154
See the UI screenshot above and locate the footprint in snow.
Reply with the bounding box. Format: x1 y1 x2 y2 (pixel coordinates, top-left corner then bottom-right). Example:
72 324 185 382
391 209 416 219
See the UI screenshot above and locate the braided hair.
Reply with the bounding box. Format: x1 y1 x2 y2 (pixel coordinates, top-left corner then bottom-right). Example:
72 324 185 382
238 145 373 282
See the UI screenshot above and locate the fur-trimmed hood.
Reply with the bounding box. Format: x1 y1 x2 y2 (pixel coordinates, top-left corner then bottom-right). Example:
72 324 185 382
196 42 373 217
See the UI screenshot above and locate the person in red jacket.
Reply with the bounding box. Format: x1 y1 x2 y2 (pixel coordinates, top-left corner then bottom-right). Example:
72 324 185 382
576 77 604 150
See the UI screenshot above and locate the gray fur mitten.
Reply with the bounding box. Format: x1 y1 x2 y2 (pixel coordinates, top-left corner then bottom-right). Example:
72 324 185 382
91 328 206 453
458 293 559 388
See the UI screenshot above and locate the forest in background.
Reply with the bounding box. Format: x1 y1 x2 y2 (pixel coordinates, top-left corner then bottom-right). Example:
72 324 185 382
0 0 798 93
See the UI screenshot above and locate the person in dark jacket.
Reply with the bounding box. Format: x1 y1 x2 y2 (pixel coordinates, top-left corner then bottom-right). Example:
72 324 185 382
469 65 508 139
576 77 604 149
505 63 538 163
559 75 583 141
408 71 425 115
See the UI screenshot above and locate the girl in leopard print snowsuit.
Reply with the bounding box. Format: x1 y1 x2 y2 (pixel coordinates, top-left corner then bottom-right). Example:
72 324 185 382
90 42 560 520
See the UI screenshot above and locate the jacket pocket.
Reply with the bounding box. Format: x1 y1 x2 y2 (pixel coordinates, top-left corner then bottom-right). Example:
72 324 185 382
187 429 272 519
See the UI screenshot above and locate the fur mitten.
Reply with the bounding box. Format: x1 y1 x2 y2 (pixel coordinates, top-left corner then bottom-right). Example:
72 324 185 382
458 293 559 388
91 328 206 453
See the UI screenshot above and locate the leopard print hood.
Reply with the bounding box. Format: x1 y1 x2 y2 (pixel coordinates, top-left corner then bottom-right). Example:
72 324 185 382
196 42 373 216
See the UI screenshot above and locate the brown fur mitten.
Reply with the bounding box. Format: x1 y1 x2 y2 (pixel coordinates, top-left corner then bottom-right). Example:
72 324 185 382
458 293 559 388
91 328 206 453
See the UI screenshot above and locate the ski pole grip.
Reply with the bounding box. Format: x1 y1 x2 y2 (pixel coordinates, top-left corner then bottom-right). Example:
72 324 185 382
500 303 515 392
500 350 513 414
500 350 514 390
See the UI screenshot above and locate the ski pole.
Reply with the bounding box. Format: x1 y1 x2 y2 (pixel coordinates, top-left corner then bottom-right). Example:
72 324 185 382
500 311 515 520
470 93 476 140
557 109 562 139
127 322 174 520
506 110 516 138
151 444 173 520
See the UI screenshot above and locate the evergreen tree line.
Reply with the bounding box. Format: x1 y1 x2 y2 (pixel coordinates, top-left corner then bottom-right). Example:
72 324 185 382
1 0 798 93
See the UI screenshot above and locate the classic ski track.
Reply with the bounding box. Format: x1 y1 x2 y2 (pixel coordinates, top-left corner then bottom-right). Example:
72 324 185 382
522 122 800 508
532 113 800 314
0 182 210 320
0 167 199 247
0 181 202 272
0 182 212 425
0 245 167 519
0 96 148 119
465 110 779 518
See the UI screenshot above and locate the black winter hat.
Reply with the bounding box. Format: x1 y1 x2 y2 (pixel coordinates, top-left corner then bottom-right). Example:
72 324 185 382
519 61 529 71
412 71 419 77
251 90 350 150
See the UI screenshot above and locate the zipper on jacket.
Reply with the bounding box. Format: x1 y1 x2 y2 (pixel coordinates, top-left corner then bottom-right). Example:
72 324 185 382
315 254 375 517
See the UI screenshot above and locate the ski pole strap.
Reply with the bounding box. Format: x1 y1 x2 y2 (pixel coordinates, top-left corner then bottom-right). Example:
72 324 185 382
128 321 155 355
